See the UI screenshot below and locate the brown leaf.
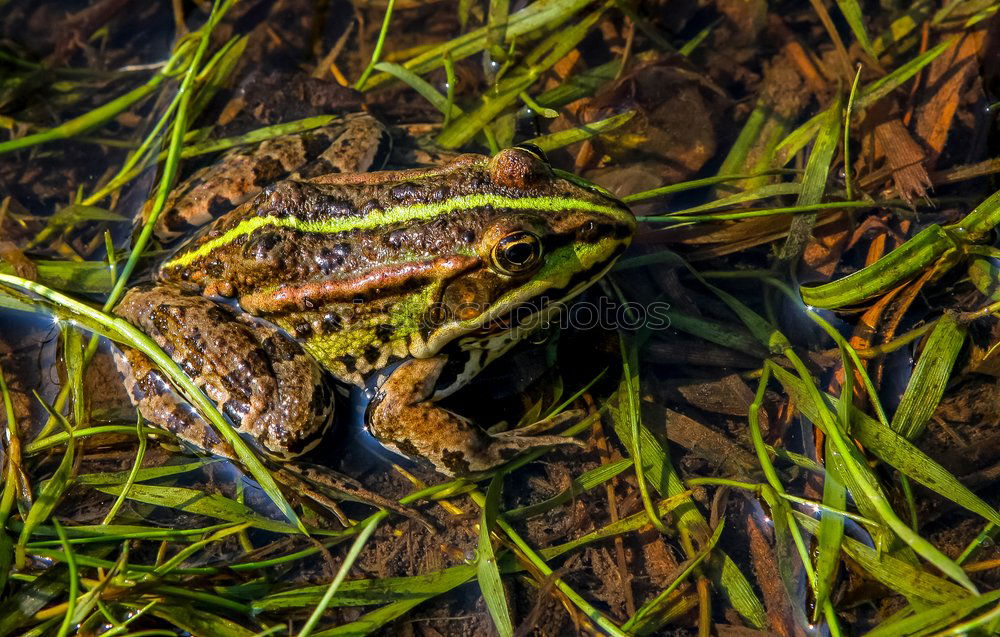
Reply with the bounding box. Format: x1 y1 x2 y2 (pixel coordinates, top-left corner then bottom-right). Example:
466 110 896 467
913 29 988 163
873 118 932 204
800 212 851 279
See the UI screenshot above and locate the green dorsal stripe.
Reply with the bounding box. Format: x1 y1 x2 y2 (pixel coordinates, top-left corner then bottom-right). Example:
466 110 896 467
164 194 629 269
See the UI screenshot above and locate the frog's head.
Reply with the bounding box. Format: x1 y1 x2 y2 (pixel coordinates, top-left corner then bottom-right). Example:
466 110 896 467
412 145 636 357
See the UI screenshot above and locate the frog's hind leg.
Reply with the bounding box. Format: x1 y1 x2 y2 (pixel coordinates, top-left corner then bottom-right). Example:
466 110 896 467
368 356 583 477
114 344 232 456
113 285 335 460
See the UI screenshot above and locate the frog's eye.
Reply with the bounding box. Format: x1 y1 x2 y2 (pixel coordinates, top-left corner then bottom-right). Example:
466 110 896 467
491 230 543 275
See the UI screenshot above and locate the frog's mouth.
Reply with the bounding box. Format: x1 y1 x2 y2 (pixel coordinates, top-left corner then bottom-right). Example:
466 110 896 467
463 246 623 342
469 294 561 337
414 235 629 357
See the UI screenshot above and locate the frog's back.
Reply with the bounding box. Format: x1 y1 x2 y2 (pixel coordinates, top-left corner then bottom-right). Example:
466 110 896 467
157 148 634 385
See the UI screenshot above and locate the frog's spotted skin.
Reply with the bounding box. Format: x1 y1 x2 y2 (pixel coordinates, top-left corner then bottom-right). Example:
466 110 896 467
114 285 336 459
114 125 635 475
150 113 389 240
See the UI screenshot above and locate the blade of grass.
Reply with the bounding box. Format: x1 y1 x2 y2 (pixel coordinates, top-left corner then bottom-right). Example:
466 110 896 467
623 521 724 634
782 354 978 593
0 273 305 533
258 491 694 614
640 200 877 224
485 0 511 67
890 313 967 439
52 521 78 637
681 262 980 592
23 424 164 455
539 492 693 561
610 392 769 628
307 566 477 636
361 0 595 91
355 0 397 91
714 100 770 183
436 3 610 148
255 564 478 611
948 183 1000 241
771 365 1000 528
24 522 232 547
666 182 803 215
622 171 795 203
63 326 86 434
155 585 252 614
0 72 169 155
866 589 1000 637
0 563 78 637
443 52 457 128
145 603 255 637
476 474 513 637
15 396 75 570
372 62 463 120
776 37 953 167
100 415 149 525
630 306 766 358
618 334 667 533
799 223 960 308
779 92 842 264
180 114 348 158
143 523 247 580
189 34 248 121
874 0 933 54
835 0 878 59
0 359 21 591
746 361 842 634
535 58 621 108
813 372 849 620
506 459 631 520
795 512 970 603
469 489 630 637
91 484 301 534
0 260 114 295
844 66 862 200
856 38 955 110
679 18 719 56
524 110 635 152
76 459 210 486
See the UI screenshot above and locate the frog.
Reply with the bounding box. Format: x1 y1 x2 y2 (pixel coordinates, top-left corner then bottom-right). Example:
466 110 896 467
113 112 636 478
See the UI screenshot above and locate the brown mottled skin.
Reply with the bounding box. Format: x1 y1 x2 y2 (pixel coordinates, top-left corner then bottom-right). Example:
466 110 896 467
114 285 335 457
114 119 635 476
148 113 388 240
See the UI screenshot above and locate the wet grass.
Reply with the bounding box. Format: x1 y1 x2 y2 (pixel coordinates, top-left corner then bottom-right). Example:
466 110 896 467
1 0 999 635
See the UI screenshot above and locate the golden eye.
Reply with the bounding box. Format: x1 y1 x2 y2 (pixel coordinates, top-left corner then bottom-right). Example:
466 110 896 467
491 231 542 275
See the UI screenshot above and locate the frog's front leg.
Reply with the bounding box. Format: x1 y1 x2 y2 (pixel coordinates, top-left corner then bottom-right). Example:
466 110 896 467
367 356 582 476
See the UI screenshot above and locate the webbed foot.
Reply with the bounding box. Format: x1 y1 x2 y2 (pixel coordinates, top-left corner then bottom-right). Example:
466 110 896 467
368 356 583 477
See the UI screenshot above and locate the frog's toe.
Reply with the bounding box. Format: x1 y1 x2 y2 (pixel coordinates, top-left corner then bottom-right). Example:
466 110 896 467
502 409 584 436
490 430 586 455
